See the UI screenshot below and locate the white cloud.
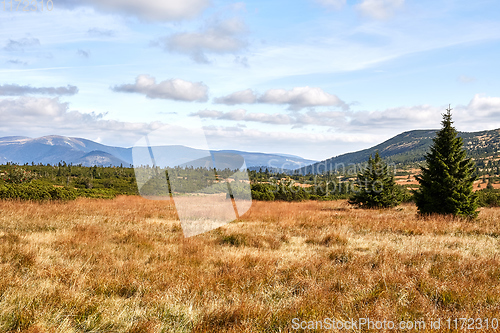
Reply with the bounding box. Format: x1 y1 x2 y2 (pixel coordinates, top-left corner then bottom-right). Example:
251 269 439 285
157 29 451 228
458 75 476 84
56 0 210 21
212 86 348 110
192 109 293 124
0 97 69 118
194 109 347 127
355 0 404 20
154 18 247 63
259 86 348 111
350 105 438 128
213 89 257 105
466 94 500 116
346 99 500 132
0 84 78 96
314 0 346 10
203 125 378 145
193 109 224 118
202 125 382 160
112 75 209 102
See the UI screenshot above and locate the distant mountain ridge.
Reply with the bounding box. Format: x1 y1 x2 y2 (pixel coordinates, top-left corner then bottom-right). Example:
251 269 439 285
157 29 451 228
0 135 316 169
299 128 500 174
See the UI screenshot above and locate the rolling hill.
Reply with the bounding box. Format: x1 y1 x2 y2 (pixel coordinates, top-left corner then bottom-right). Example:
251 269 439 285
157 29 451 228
299 128 500 174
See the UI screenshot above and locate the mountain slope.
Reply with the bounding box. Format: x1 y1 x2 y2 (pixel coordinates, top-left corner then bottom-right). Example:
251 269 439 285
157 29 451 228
217 150 316 170
299 128 500 174
73 151 130 167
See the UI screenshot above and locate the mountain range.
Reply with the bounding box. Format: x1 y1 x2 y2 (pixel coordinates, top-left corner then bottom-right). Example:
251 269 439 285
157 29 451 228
1 128 499 173
0 136 316 169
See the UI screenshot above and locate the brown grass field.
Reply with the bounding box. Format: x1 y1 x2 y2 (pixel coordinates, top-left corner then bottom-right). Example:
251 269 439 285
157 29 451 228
1 196 500 332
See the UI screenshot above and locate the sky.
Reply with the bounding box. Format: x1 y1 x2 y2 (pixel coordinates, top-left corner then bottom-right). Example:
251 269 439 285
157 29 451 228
1 0 500 160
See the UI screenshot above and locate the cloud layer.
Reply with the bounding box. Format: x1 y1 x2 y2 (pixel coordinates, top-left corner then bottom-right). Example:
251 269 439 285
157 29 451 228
213 89 257 105
0 84 79 96
0 97 70 118
355 0 405 20
466 94 500 118
112 75 209 102
194 94 500 133
214 87 348 110
193 109 293 125
55 0 210 21
260 87 348 111
154 18 247 63
314 0 346 10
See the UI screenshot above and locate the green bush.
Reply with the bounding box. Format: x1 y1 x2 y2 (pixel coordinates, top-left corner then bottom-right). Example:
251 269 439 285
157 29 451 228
398 185 414 203
477 189 500 207
0 182 118 201
1 167 38 184
76 188 117 199
275 183 309 201
0 183 76 201
251 183 276 201
251 182 309 202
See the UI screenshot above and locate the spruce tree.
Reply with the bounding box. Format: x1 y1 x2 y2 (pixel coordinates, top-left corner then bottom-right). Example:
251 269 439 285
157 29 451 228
414 106 478 217
349 152 402 208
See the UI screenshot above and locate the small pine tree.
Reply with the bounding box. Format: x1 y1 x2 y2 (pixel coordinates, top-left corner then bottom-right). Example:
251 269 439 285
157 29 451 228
349 152 402 208
414 106 478 218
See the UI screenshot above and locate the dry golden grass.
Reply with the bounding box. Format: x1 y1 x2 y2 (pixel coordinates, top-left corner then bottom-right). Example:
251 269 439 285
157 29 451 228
1 197 500 332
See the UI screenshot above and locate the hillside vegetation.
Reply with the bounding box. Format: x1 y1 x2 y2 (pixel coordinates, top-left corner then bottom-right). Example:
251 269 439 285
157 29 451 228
300 128 500 174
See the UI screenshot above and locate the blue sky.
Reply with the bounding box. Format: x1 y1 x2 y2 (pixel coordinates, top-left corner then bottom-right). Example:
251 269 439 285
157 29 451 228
1 0 500 160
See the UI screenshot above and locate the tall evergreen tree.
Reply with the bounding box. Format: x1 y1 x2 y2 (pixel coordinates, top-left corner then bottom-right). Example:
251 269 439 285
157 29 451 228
414 106 478 217
349 152 402 208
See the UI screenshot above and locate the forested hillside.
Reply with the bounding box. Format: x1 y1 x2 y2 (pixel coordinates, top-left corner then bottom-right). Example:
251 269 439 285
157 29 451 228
299 128 500 174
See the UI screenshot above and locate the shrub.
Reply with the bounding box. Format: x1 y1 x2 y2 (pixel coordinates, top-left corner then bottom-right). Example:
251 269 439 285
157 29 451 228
251 182 309 202
0 183 77 201
477 189 500 207
1 167 38 184
251 183 276 201
76 188 117 199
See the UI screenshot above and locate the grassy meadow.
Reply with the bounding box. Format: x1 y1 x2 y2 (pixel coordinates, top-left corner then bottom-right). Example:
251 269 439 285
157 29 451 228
1 196 500 332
